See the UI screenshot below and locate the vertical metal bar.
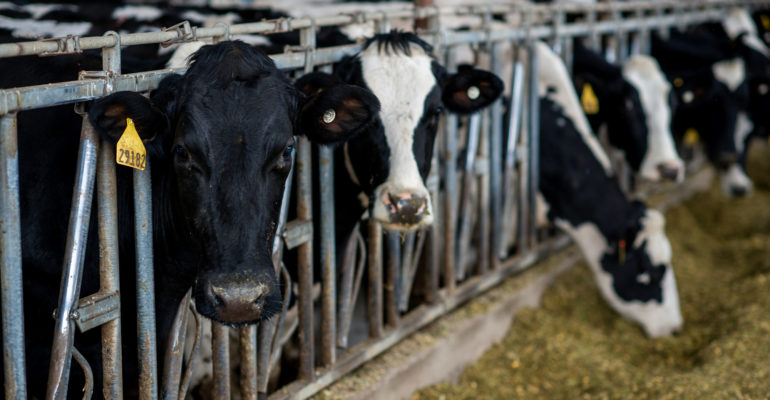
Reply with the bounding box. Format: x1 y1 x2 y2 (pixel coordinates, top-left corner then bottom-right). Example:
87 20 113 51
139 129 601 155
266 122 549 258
295 135 314 380
527 41 540 251
456 113 481 280
160 292 189 400
384 232 400 328
476 109 490 276
488 42 504 270
296 27 315 381
502 57 526 257
99 31 123 400
398 231 419 312
257 317 275 397
367 221 383 338
211 323 230 399
98 143 124 400
240 326 258 400
587 9 600 50
424 148 440 304
318 144 337 365
135 160 158 400
636 8 650 55
46 116 99 400
442 46 458 293
0 114 26 400
615 8 628 64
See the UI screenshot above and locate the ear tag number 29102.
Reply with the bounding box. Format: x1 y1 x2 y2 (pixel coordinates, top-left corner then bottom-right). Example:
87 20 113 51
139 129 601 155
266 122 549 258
116 118 147 171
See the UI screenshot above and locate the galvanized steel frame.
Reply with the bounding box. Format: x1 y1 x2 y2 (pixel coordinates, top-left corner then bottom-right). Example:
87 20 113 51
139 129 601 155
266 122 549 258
0 1 766 399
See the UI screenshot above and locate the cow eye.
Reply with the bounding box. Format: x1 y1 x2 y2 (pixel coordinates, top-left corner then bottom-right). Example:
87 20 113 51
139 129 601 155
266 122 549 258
434 106 443 115
175 145 187 158
283 144 294 158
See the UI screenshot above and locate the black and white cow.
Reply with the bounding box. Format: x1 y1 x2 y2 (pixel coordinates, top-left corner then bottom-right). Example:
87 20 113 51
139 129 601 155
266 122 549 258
572 41 683 182
1 40 379 398
651 29 753 196
324 31 503 240
536 41 683 338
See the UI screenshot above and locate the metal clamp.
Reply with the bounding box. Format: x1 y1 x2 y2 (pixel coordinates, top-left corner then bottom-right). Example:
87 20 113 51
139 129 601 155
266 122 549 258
214 21 230 42
38 35 82 57
272 17 291 33
161 20 193 48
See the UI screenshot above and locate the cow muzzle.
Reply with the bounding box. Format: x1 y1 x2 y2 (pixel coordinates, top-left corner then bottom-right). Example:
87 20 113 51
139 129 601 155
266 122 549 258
197 271 278 324
656 162 683 182
372 188 434 231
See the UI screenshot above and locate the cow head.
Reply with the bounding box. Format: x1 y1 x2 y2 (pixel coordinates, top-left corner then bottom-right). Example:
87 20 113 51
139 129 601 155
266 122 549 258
622 55 684 182
334 31 503 231
89 41 379 324
555 203 683 339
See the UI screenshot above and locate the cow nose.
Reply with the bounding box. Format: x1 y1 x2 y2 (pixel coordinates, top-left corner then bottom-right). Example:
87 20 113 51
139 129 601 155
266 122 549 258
205 276 268 323
717 153 736 170
383 192 430 225
656 163 681 181
730 185 748 197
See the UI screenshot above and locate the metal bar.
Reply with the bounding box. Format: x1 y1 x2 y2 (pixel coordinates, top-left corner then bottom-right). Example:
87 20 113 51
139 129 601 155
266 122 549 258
160 292 190 400
318 144 337 366
500 58 526 258
442 46 459 293
488 42 504 271
527 41 540 252
367 221 383 338
240 326 258 400
384 232 401 328
476 109 491 276
46 115 99 400
615 8 629 64
456 113 481 280
258 318 276 396
0 113 26 400
337 225 359 348
135 161 158 400
212 323 230 400
399 230 425 312
98 31 123 400
294 135 314 381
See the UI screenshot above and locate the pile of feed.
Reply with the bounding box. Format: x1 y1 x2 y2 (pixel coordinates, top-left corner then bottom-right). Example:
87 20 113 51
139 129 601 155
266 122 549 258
417 141 770 399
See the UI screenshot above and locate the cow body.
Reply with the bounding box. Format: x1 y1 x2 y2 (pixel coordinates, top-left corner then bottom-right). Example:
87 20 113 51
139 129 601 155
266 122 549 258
536 41 683 338
2 40 379 398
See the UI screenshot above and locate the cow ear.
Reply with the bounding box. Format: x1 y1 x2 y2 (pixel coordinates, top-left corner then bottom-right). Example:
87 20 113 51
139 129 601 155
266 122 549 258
441 65 503 114
89 91 168 146
295 71 343 96
296 77 380 146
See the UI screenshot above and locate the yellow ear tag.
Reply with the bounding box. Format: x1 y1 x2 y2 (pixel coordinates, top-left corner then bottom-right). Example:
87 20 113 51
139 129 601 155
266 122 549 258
580 83 599 115
761 15 770 30
684 128 700 146
116 118 147 171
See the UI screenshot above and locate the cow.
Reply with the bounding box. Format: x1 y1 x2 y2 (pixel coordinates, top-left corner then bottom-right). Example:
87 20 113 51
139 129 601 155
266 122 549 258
535 41 683 338
572 41 684 182
0 40 379 398
651 30 753 197
322 30 503 245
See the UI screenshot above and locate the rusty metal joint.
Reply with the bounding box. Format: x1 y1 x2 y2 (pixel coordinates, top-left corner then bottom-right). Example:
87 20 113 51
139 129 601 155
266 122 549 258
38 34 82 57
272 17 291 33
161 21 193 48
214 22 230 41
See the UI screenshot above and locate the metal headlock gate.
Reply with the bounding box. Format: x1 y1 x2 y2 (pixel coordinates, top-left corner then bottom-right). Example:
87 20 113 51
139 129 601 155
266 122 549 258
0 0 767 398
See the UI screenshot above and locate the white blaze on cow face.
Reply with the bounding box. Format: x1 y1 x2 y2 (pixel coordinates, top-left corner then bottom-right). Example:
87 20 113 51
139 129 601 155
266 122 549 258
360 43 436 230
534 41 613 174
723 8 770 58
623 55 684 182
712 58 746 92
555 209 683 338
721 112 754 198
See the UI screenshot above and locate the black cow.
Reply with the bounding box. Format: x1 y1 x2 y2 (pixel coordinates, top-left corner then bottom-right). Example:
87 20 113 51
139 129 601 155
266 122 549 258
535 41 683 338
572 41 683 182
1 40 379 398
321 31 503 250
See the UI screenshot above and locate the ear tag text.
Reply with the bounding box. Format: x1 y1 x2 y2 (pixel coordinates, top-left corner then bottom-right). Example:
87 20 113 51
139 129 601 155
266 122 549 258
580 83 599 115
684 128 700 146
116 118 147 170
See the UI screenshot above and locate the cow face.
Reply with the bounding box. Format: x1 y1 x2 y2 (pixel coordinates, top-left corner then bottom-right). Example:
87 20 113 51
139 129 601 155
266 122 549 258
622 56 684 182
334 31 503 231
557 205 682 338
89 41 379 324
